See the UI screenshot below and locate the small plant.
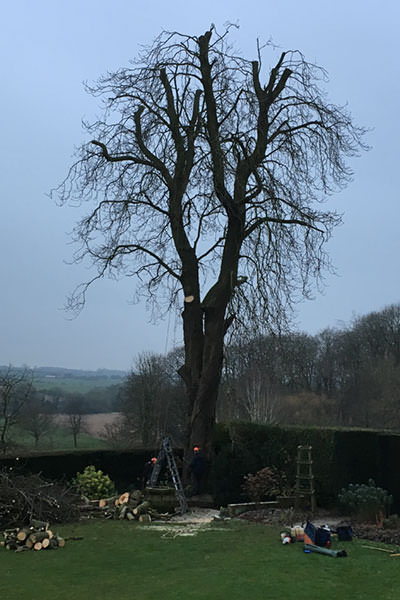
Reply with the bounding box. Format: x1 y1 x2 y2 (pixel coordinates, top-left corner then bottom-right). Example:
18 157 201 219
73 465 115 500
338 479 393 522
242 466 286 502
383 514 400 529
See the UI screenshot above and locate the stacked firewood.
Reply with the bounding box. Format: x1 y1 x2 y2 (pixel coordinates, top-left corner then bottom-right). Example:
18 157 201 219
79 490 164 523
1 519 65 552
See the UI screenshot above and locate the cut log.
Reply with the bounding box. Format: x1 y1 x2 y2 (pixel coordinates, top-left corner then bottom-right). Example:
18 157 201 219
133 501 151 516
138 514 152 524
29 531 49 543
6 542 18 551
56 536 65 548
119 505 128 520
30 519 50 531
118 492 130 505
41 538 50 549
227 501 279 517
25 539 33 549
16 528 31 542
35 532 50 542
34 542 43 551
131 490 144 502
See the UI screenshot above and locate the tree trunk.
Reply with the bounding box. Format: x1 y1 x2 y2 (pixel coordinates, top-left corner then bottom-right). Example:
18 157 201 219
182 301 227 475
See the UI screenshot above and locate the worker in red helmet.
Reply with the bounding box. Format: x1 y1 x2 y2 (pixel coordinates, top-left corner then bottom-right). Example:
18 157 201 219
189 446 206 497
143 456 157 488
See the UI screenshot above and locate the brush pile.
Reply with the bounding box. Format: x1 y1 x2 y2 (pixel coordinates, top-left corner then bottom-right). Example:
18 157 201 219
0 469 80 530
1 519 65 552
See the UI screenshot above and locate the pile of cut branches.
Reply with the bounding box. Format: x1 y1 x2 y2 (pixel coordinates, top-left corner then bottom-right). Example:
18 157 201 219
0 469 80 529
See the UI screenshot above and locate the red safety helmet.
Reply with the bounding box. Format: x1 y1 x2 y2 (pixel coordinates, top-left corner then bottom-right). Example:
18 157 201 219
193 446 200 452
151 457 157 463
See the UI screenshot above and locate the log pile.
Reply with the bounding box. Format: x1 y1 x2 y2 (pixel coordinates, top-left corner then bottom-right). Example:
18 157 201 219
0 469 80 530
1 519 65 552
79 490 165 523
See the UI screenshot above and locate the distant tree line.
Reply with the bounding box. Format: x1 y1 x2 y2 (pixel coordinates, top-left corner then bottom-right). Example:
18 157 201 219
219 302 400 430
110 303 400 448
3 302 399 453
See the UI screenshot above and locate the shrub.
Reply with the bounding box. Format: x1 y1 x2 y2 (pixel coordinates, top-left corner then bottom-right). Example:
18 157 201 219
73 465 115 500
383 514 400 529
242 466 287 502
338 478 393 521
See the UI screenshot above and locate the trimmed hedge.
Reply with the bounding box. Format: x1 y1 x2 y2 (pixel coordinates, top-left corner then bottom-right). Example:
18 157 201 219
0 449 159 492
210 423 400 511
1 425 399 512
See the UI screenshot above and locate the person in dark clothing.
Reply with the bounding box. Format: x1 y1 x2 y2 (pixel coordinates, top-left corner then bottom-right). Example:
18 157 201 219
142 457 157 488
189 446 206 496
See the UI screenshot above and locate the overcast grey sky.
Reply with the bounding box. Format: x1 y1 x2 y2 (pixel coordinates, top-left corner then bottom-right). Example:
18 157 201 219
1 0 399 371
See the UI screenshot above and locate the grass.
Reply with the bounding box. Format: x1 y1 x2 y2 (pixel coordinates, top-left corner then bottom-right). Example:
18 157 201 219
5 424 108 453
2 519 400 599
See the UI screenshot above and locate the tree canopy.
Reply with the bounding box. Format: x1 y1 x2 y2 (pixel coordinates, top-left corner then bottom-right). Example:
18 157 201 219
56 27 367 459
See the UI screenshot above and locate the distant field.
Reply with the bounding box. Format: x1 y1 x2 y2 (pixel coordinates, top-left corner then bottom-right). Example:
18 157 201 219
34 375 125 393
4 420 110 452
2 413 123 453
54 412 122 438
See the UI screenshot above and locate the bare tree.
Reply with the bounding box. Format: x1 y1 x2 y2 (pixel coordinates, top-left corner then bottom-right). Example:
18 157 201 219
241 366 280 424
0 366 34 453
56 27 366 461
18 397 54 448
120 351 186 447
65 397 86 448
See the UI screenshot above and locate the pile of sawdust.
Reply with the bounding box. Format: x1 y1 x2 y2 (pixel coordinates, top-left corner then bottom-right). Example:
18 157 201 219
142 508 222 537
167 508 219 524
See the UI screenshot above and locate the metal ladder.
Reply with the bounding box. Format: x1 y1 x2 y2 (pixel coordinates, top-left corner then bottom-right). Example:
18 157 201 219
295 445 316 512
149 436 188 514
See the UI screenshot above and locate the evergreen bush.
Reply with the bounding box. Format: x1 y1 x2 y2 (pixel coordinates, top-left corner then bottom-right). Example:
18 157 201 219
73 465 115 500
338 478 393 521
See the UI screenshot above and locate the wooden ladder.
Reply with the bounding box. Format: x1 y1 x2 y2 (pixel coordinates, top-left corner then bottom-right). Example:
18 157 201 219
295 445 316 512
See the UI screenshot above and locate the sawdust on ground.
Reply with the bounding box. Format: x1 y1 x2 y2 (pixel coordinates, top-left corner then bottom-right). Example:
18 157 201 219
145 507 222 537
166 508 220 524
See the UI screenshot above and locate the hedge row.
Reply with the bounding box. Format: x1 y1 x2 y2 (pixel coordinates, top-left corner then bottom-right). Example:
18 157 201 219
0 449 156 492
210 423 400 511
1 424 399 511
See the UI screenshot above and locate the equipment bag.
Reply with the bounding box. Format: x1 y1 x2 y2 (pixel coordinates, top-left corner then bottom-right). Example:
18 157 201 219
336 525 353 541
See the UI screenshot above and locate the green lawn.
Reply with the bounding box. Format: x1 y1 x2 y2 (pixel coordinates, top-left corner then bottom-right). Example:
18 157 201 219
2 519 400 599
4 424 108 453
